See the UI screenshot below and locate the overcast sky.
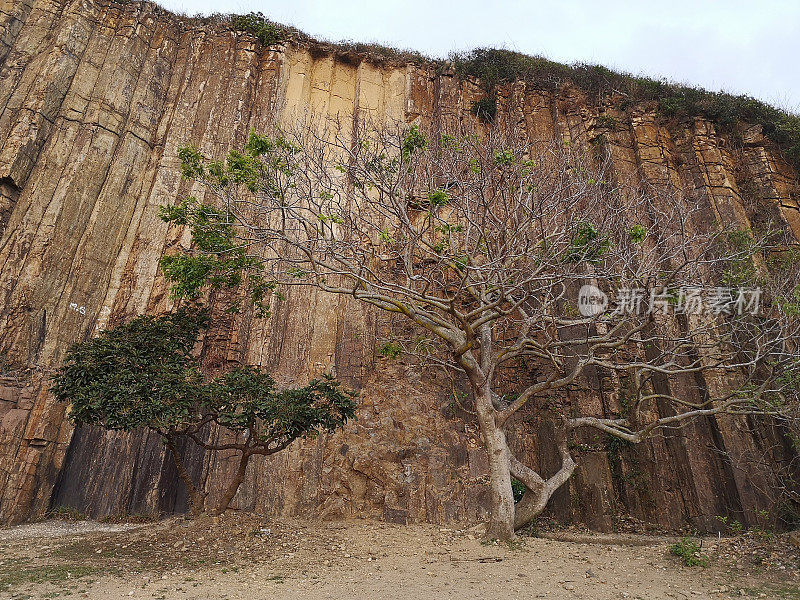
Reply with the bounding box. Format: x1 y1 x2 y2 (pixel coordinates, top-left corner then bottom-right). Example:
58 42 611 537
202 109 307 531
158 0 800 112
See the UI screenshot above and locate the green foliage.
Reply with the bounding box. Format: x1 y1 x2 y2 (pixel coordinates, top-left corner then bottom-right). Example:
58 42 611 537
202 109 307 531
377 341 403 359
402 125 427 163
493 149 516 166
451 47 800 170
318 213 344 224
207 367 357 443
48 505 87 521
52 307 357 516
511 478 526 503
767 247 800 270
605 433 633 454
177 146 205 179
53 308 356 437
453 48 554 92
471 96 497 123
0 562 107 589
427 189 450 206
52 306 209 433
566 221 611 263
715 514 744 534
669 537 708 567
378 229 396 245
778 284 800 317
158 216 273 315
326 40 430 67
628 224 647 243
720 228 759 287
162 134 300 317
230 12 288 46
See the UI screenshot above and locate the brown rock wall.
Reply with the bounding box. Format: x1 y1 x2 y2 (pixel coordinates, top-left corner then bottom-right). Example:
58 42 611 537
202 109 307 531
0 0 797 529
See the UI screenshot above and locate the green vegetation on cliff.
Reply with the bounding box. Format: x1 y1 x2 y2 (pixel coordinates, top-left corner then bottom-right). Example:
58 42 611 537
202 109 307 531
451 48 800 168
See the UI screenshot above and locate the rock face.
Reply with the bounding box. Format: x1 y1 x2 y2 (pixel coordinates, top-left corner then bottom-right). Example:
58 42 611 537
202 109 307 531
1 0 799 529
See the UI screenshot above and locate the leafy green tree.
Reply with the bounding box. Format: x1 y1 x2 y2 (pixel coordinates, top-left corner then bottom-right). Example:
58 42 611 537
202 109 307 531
52 308 357 516
52 307 209 514
183 367 357 515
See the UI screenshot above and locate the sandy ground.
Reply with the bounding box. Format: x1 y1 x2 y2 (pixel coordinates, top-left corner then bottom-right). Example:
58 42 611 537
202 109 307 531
0 515 797 600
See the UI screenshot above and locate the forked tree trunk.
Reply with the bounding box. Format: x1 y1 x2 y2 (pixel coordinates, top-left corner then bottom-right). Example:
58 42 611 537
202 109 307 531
212 449 251 516
472 386 578 540
475 388 517 541
511 427 577 532
164 435 206 517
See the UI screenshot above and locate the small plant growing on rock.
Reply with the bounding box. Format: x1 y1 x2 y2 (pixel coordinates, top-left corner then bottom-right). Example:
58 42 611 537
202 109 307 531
378 341 403 359
511 478 526 503
595 115 619 130
471 97 497 123
669 537 707 567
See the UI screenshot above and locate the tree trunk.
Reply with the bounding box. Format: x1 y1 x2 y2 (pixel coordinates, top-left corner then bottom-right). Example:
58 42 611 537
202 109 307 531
511 430 576 531
164 435 205 517
475 388 516 541
212 450 251 516
513 485 549 530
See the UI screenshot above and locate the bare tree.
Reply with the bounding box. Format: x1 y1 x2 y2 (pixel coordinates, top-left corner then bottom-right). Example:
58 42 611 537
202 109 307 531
161 117 800 540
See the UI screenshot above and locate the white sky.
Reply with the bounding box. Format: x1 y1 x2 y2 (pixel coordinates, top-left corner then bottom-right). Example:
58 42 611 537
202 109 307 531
158 0 800 112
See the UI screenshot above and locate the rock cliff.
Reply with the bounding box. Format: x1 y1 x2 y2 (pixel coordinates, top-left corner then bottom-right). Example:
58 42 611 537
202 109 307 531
1 0 798 529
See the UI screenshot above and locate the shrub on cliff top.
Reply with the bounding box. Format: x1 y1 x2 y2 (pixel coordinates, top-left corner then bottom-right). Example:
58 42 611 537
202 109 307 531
327 40 430 67
450 47 800 169
230 12 289 46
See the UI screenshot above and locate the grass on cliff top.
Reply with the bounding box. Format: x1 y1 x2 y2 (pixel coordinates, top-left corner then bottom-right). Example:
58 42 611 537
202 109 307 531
173 10 430 67
142 5 800 170
451 48 800 167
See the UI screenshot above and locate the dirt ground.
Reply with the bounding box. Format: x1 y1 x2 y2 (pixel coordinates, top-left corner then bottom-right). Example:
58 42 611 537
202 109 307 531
0 514 798 600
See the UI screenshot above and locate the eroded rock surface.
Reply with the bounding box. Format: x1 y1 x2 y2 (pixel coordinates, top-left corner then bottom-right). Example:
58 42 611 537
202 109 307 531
0 0 798 528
